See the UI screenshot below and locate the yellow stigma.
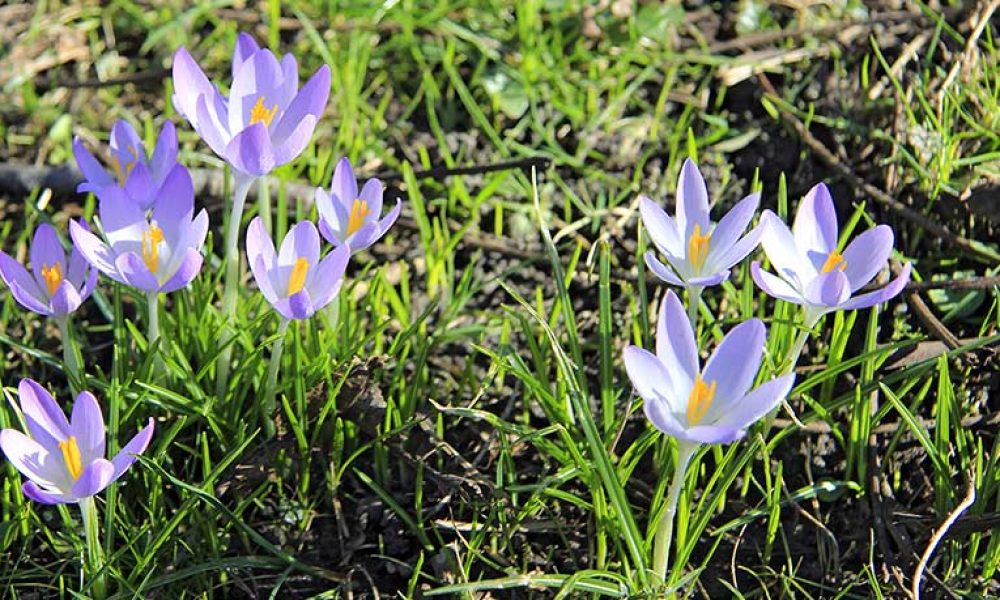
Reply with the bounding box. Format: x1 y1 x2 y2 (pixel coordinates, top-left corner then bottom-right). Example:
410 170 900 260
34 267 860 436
249 96 279 127
287 257 309 296
346 199 371 236
58 436 83 481
688 224 711 272
686 376 717 426
41 262 63 297
110 153 137 186
142 224 165 274
820 250 847 274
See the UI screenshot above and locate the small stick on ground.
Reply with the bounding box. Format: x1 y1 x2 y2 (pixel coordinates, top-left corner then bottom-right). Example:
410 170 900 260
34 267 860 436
911 476 976 599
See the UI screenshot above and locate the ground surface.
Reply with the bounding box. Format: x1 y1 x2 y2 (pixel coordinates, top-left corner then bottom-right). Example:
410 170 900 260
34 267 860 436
1 1 999 598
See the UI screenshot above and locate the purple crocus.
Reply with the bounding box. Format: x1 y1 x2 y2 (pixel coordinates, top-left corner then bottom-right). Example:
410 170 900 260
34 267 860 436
0 223 98 318
623 291 795 445
69 165 208 294
171 33 331 177
750 183 911 326
0 379 154 504
315 157 401 252
641 159 762 291
246 217 350 320
73 120 178 212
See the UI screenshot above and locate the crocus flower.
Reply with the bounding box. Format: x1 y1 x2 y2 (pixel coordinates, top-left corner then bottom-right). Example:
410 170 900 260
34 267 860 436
750 183 911 326
69 165 208 294
171 33 331 177
73 120 178 212
315 157 401 252
0 223 98 318
246 217 350 320
641 159 762 290
623 290 795 445
0 379 154 504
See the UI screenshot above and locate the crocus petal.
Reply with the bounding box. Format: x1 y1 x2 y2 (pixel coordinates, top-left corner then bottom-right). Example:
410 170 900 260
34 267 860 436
149 121 178 182
0 429 66 488
116 252 160 291
272 65 331 147
225 122 275 176
151 165 196 245
70 392 105 466
707 193 759 259
246 217 277 270
751 261 805 305
229 49 286 134
676 159 710 238
793 183 839 266
286 289 315 320
713 374 795 431
69 220 125 283
841 262 912 311
158 248 203 293
124 162 156 210
71 459 115 498
97 187 146 250
72 139 114 190
232 32 260 80
623 346 682 414
66 221 92 285
759 211 813 284
329 157 359 207
22 482 70 505
645 252 685 287
111 418 154 481
271 115 318 167
685 424 745 445
251 255 280 304
359 178 385 222
346 223 381 253
642 394 691 440
701 319 766 411
194 93 232 158
686 272 730 287
639 195 683 257
713 223 763 271
316 187 348 244
278 220 320 267
375 199 401 239
30 223 66 289
804 270 852 308
841 225 894 293
306 244 350 310
655 291 699 385
279 54 299 106
18 379 71 449
110 120 145 161
172 47 215 122
49 280 82 317
0 251 48 312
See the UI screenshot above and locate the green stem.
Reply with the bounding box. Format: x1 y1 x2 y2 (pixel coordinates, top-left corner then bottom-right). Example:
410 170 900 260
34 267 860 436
261 318 290 439
78 496 106 600
57 316 83 393
215 175 256 399
257 175 271 236
652 441 697 584
686 285 703 331
782 328 810 376
147 292 160 348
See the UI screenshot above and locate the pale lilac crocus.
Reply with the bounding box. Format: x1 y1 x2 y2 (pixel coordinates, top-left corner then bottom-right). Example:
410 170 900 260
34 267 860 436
247 217 350 321
171 33 331 177
641 159 762 299
751 183 911 328
316 157 401 252
69 165 208 295
73 120 178 212
623 290 794 582
0 379 154 505
0 223 97 319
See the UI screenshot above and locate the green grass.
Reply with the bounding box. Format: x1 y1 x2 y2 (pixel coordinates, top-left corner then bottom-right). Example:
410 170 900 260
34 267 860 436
1 0 999 597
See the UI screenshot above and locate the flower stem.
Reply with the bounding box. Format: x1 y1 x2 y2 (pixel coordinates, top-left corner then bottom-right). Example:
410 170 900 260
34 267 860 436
261 318 290 439
78 496 106 600
216 175 256 399
147 292 160 348
652 441 697 584
782 328 810 376
57 316 83 393
686 286 703 331
257 175 271 236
